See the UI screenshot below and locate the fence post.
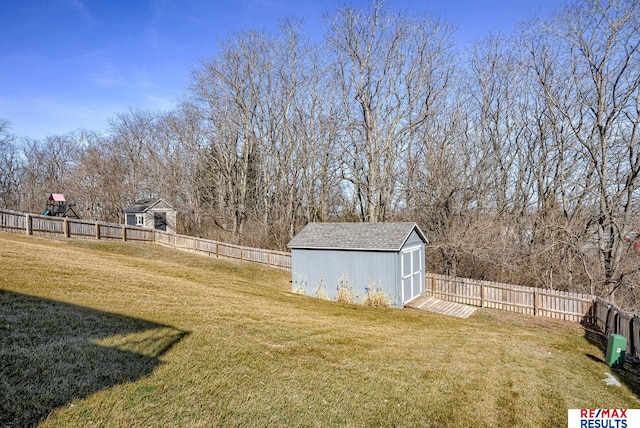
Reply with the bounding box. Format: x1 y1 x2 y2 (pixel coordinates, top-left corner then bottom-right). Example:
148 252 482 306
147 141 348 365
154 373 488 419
502 287 507 311
616 311 633 355
632 316 639 360
605 305 616 336
95 222 100 240
268 252 272 267
625 313 633 355
215 242 219 258
480 283 485 308
533 290 538 316
122 225 127 242
25 213 32 235
431 275 436 295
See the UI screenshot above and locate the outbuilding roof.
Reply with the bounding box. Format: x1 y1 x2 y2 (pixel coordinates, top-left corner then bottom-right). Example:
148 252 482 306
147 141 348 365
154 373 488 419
124 198 174 213
287 222 427 252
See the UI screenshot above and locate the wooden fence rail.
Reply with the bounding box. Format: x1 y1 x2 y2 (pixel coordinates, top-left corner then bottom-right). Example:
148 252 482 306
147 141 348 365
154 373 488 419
153 231 291 270
0 209 291 271
423 272 639 359
2 207 639 354
424 273 594 323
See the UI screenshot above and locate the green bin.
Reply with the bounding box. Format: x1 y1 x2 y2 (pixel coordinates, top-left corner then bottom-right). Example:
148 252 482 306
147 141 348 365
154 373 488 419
605 334 627 368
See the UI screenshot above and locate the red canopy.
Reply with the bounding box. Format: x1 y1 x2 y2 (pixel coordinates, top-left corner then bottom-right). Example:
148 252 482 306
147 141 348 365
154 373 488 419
49 193 66 202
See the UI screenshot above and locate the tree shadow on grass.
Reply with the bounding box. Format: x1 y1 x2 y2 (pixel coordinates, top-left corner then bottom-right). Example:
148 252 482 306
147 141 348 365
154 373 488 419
582 323 640 398
0 290 188 427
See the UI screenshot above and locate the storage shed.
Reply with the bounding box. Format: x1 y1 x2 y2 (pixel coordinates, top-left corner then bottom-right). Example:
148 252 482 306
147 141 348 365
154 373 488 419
124 198 176 234
287 222 428 308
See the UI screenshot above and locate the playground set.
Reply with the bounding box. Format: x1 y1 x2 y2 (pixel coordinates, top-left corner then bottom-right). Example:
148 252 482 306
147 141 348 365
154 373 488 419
42 193 79 218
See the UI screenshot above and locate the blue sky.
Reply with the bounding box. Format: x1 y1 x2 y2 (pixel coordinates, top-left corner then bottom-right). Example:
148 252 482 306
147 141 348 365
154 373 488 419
0 0 562 140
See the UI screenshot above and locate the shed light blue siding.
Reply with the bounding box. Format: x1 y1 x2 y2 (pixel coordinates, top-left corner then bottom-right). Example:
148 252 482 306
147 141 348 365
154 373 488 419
404 230 424 247
291 248 401 306
288 222 427 308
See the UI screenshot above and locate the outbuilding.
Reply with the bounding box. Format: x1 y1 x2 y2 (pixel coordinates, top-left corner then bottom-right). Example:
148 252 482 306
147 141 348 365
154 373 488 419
124 198 177 234
287 222 428 308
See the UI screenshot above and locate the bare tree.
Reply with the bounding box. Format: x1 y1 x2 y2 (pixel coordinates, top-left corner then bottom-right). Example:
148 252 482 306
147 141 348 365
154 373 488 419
295 51 343 225
468 34 530 215
20 133 82 213
148 105 207 235
108 109 157 203
531 0 640 303
328 2 455 222
261 19 344 244
72 130 127 221
0 120 21 209
189 24 345 247
190 31 273 241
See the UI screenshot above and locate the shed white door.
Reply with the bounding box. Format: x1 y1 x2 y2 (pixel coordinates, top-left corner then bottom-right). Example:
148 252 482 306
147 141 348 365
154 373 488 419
401 245 423 303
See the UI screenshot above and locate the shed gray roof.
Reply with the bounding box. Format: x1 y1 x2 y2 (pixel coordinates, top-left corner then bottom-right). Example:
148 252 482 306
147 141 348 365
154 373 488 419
124 198 174 213
287 222 427 251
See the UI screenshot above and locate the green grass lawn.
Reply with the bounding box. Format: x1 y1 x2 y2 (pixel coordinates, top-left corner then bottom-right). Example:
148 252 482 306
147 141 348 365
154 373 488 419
1 232 638 427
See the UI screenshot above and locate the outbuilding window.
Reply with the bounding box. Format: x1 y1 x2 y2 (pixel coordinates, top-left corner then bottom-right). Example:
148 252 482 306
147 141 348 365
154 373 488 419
135 214 144 226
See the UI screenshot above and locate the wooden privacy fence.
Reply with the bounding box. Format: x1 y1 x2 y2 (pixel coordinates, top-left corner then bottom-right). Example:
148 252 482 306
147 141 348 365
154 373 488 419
1 208 154 241
425 273 594 323
154 231 291 270
424 274 640 360
0 208 291 271
593 297 640 360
